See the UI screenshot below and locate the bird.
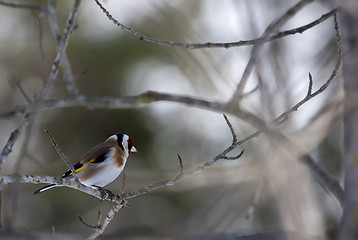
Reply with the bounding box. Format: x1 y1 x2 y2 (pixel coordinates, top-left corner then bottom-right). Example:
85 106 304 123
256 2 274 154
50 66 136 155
34 133 137 197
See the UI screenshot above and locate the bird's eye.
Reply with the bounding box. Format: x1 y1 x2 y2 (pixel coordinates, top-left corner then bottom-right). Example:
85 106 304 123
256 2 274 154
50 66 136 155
128 137 133 151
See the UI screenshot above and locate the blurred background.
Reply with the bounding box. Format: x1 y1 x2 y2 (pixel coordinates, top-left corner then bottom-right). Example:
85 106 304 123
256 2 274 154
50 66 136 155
0 0 342 239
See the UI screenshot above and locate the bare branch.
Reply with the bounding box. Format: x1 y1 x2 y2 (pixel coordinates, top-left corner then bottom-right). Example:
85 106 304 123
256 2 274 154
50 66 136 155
223 113 238 144
47 0 78 96
94 0 336 50
0 174 118 202
308 72 313 96
39 0 81 99
78 212 101 229
0 113 33 170
274 53 341 127
221 149 245 161
0 92 226 118
177 154 183 175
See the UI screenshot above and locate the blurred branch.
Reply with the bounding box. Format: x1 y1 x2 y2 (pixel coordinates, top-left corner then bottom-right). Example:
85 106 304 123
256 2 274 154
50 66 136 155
179 231 325 240
302 155 343 204
0 92 226 118
5 121 35 230
0 0 81 171
2 63 340 137
339 4 358 239
94 0 336 49
47 0 79 96
245 181 264 220
229 0 315 103
0 0 47 12
78 210 101 229
39 0 81 100
8 77 33 104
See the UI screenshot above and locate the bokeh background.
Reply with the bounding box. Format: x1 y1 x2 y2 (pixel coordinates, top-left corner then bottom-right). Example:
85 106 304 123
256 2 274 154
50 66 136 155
0 0 342 239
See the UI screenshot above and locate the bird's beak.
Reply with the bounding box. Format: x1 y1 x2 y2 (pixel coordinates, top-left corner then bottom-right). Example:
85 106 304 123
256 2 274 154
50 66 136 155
131 146 138 153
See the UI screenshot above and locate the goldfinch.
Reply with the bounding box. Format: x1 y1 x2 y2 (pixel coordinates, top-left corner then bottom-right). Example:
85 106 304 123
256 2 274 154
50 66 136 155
34 133 137 195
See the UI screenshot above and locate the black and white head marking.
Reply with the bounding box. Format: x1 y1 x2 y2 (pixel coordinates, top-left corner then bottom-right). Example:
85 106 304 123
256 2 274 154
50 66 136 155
107 133 134 155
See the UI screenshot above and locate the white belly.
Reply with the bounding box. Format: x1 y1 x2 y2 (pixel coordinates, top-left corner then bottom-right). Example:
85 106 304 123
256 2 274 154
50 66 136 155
79 159 126 187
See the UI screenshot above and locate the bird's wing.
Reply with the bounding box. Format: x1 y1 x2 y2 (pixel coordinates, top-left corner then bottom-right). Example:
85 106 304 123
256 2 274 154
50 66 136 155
62 141 117 178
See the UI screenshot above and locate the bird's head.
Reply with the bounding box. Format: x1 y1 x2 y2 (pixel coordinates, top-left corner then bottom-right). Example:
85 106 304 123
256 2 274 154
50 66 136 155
108 133 137 155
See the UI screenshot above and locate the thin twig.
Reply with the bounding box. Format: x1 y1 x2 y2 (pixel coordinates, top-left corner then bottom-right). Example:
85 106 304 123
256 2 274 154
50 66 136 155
177 154 183 175
223 113 237 144
78 212 101 229
221 149 245 161
96 209 102 228
35 10 48 85
94 0 336 50
334 11 341 57
308 73 313 96
8 77 33 103
43 128 78 179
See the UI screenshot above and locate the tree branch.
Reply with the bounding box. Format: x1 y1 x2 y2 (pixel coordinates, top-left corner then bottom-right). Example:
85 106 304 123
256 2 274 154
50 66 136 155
47 0 79 96
94 0 336 50
0 0 47 12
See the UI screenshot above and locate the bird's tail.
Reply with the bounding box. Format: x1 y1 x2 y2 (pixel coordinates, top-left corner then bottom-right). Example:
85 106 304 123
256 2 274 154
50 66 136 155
34 184 57 194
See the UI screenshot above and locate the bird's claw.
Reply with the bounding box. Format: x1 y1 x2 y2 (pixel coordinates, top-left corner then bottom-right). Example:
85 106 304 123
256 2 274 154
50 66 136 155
94 185 116 201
